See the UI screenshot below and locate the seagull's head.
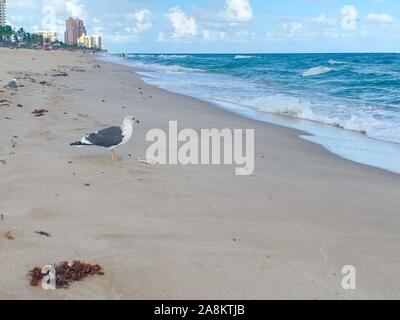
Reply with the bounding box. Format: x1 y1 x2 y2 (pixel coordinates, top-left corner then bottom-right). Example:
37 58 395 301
124 115 140 127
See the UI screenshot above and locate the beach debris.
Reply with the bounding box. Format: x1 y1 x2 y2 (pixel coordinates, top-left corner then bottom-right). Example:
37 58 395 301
17 104 23 108
10 136 18 148
137 158 158 165
28 261 104 289
4 231 15 240
71 67 85 72
1 214 4 221
52 72 68 77
39 80 52 86
35 231 51 237
4 117 12 120
84 183 90 187
32 109 48 117
3 79 17 90
0 160 6 165
93 64 102 68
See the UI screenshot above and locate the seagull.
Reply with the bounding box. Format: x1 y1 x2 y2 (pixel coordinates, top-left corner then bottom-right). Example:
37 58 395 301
70 116 140 161
3 79 17 90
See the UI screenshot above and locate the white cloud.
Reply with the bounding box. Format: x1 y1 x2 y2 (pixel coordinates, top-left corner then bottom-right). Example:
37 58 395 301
283 21 303 36
341 5 358 30
311 14 336 27
127 9 153 33
42 0 68 12
224 0 253 24
367 13 394 24
165 7 198 40
65 0 85 18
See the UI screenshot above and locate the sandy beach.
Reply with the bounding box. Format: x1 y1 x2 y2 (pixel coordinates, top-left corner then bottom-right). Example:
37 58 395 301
0 48 399 300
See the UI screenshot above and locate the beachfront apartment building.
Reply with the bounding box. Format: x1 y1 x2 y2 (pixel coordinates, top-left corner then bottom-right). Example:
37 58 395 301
0 0 6 26
35 31 58 43
91 35 102 49
65 17 86 45
77 33 102 49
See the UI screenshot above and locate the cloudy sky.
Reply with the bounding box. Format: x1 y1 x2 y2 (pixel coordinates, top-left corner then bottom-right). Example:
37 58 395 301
6 0 400 53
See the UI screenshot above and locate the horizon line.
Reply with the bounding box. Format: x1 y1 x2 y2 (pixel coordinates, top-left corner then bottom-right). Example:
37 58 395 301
108 51 400 55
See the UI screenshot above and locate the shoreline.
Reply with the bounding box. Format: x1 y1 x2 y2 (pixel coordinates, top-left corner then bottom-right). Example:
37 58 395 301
1 48 399 299
103 54 400 176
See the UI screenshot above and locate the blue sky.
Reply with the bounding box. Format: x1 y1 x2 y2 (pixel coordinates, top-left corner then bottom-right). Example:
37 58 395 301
6 0 400 53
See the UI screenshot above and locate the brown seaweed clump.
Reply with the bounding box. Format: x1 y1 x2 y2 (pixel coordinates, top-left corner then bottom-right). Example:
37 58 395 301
28 261 104 289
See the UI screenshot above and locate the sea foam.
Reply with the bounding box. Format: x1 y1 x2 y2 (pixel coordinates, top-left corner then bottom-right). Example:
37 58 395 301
303 66 334 77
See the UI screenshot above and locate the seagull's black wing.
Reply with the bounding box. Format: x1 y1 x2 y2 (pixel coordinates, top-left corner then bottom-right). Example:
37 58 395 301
86 126 124 148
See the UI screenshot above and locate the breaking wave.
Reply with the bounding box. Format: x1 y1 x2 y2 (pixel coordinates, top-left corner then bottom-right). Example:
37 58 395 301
234 95 385 136
234 55 258 59
129 62 203 73
303 66 334 77
328 59 348 65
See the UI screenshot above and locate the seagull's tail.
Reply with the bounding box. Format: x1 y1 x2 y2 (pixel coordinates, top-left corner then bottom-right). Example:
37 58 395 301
70 141 88 146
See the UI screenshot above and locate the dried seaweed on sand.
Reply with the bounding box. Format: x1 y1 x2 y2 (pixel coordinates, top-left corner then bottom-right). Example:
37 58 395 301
28 261 104 289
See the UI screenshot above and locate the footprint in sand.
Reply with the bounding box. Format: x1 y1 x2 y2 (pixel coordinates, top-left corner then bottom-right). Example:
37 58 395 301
34 130 54 141
29 208 56 220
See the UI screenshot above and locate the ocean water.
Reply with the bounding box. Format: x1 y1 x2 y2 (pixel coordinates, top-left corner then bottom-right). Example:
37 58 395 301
103 53 400 174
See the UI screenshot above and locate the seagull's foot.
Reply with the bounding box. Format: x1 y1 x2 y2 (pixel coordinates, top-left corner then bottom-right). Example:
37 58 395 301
111 151 120 161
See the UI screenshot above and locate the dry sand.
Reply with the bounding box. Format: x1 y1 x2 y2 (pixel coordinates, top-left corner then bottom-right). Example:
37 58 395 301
0 48 399 300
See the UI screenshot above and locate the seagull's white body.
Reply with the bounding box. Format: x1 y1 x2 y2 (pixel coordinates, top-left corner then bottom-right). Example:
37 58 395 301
114 117 135 149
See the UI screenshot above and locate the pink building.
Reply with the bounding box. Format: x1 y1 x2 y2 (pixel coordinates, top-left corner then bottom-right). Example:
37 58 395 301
65 17 86 45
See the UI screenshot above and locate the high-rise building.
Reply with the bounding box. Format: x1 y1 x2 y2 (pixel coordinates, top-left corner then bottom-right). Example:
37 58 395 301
36 31 58 43
65 17 86 45
0 0 6 27
77 33 91 48
91 35 102 49
77 34 102 50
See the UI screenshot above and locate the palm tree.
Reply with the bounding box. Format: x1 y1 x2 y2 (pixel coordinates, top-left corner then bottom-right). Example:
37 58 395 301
17 27 26 42
0 25 13 45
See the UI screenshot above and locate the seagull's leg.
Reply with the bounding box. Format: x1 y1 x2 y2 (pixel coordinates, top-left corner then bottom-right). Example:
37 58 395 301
111 149 118 161
111 149 119 161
